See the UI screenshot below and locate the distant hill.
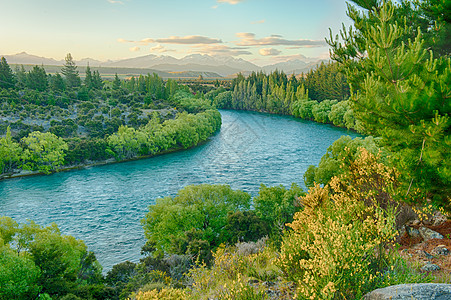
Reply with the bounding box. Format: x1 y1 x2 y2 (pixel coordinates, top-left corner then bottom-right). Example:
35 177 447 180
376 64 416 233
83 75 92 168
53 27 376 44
262 58 328 75
2 52 63 66
2 52 325 77
9 64 223 79
103 54 260 77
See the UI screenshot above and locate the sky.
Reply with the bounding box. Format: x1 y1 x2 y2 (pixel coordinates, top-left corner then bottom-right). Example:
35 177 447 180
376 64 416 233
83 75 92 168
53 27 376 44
0 0 352 66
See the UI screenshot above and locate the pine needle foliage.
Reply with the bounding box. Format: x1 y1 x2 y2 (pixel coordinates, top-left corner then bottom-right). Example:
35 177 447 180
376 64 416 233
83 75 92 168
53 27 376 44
327 0 451 210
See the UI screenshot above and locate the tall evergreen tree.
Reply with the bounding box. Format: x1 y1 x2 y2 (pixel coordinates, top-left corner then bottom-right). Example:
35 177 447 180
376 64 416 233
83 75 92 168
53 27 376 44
26 65 48 92
112 73 121 90
61 53 80 89
50 73 66 92
92 70 103 90
14 65 26 89
328 0 451 210
0 57 15 89
84 64 93 90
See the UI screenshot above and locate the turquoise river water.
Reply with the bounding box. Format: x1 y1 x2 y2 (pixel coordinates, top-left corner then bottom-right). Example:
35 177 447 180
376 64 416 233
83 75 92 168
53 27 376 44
0 110 359 270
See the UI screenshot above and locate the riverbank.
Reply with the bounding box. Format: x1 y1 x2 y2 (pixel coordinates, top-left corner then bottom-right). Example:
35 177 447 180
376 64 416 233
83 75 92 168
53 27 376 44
0 137 214 181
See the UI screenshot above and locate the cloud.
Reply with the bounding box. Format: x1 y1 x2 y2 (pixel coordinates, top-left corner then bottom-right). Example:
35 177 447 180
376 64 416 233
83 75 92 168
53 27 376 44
217 0 245 4
150 44 176 53
107 0 123 4
118 35 222 45
117 38 132 43
129 46 141 52
259 48 281 56
235 32 327 47
155 36 222 44
251 19 265 24
191 45 251 56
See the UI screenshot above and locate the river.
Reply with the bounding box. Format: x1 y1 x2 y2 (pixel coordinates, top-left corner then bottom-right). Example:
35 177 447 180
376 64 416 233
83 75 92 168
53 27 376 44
0 110 359 270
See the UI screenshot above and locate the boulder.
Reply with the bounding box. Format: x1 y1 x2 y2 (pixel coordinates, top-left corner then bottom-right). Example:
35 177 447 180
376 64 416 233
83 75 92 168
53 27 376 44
431 245 449 256
419 226 443 241
365 283 451 300
406 226 421 238
415 250 433 259
421 262 441 272
432 211 448 226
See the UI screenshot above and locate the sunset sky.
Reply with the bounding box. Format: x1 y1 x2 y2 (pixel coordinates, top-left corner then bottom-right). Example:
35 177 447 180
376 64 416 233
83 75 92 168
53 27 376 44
0 0 352 66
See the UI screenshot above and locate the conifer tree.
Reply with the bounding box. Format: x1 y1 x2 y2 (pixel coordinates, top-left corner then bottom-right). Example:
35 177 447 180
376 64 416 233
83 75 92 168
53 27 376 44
84 64 93 90
50 73 66 92
0 57 15 89
92 70 103 90
26 65 48 91
113 73 121 90
61 53 81 89
14 65 26 89
328 0 451 210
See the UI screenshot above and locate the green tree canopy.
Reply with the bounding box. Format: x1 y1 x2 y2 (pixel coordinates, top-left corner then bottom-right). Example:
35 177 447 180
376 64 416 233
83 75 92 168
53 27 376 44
0 126 22 174
0 217 102 298
142 184 251 256
21 131 69 173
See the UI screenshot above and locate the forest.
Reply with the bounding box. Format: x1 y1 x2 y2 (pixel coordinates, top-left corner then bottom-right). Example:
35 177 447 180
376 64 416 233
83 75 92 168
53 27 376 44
0 54 221 177
209 62 358 130
0 0 450 299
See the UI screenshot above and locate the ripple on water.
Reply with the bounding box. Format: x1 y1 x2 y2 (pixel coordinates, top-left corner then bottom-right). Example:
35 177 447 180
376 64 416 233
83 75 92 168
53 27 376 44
0 110 359 270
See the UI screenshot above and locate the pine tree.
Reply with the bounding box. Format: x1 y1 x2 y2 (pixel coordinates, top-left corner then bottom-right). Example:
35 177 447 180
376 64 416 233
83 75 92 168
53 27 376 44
328 0 451 210
61 53 81 89
92 70 103 90
84 65 93 90
26 65 48 92
113 73 121 90
14 65 26 89
50 73 66 92
0 57 16 89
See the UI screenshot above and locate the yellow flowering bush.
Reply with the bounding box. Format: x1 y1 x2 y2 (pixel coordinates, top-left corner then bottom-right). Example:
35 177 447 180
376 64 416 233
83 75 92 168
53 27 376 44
279 149 399 299
134 288 188 300
188 241 281 299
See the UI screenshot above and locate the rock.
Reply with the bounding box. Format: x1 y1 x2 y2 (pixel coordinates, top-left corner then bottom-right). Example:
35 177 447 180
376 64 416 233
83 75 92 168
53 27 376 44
419 226 443 241
432 211 448 226
431 245 449 256
416 250 433 259
364 283 451 299
421 262 441 272
406 226 421 238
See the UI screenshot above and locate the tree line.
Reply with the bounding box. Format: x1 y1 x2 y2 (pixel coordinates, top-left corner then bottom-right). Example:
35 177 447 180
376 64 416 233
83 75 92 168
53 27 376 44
210 64 357 130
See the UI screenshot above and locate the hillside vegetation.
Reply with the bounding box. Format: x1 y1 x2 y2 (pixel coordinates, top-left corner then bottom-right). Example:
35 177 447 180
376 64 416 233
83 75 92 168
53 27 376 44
0 0 450 299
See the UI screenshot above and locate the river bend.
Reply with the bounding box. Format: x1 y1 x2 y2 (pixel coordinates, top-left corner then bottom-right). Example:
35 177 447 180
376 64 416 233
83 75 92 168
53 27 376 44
0 110 359 270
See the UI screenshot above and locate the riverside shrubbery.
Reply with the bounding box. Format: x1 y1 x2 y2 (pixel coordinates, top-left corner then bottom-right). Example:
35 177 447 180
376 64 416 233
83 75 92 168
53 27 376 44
280 149 399 299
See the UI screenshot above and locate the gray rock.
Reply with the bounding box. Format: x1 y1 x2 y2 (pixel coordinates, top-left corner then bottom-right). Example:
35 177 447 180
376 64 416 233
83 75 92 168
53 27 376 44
416 250 433 259
431 245 449 256
419 226 443 241
432 211 448 226
365 283 451 299
421 262 441 272
406 226 421 238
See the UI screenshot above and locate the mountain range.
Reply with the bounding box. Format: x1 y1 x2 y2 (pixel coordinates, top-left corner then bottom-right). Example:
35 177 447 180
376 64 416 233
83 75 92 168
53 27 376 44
1 52 327 77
